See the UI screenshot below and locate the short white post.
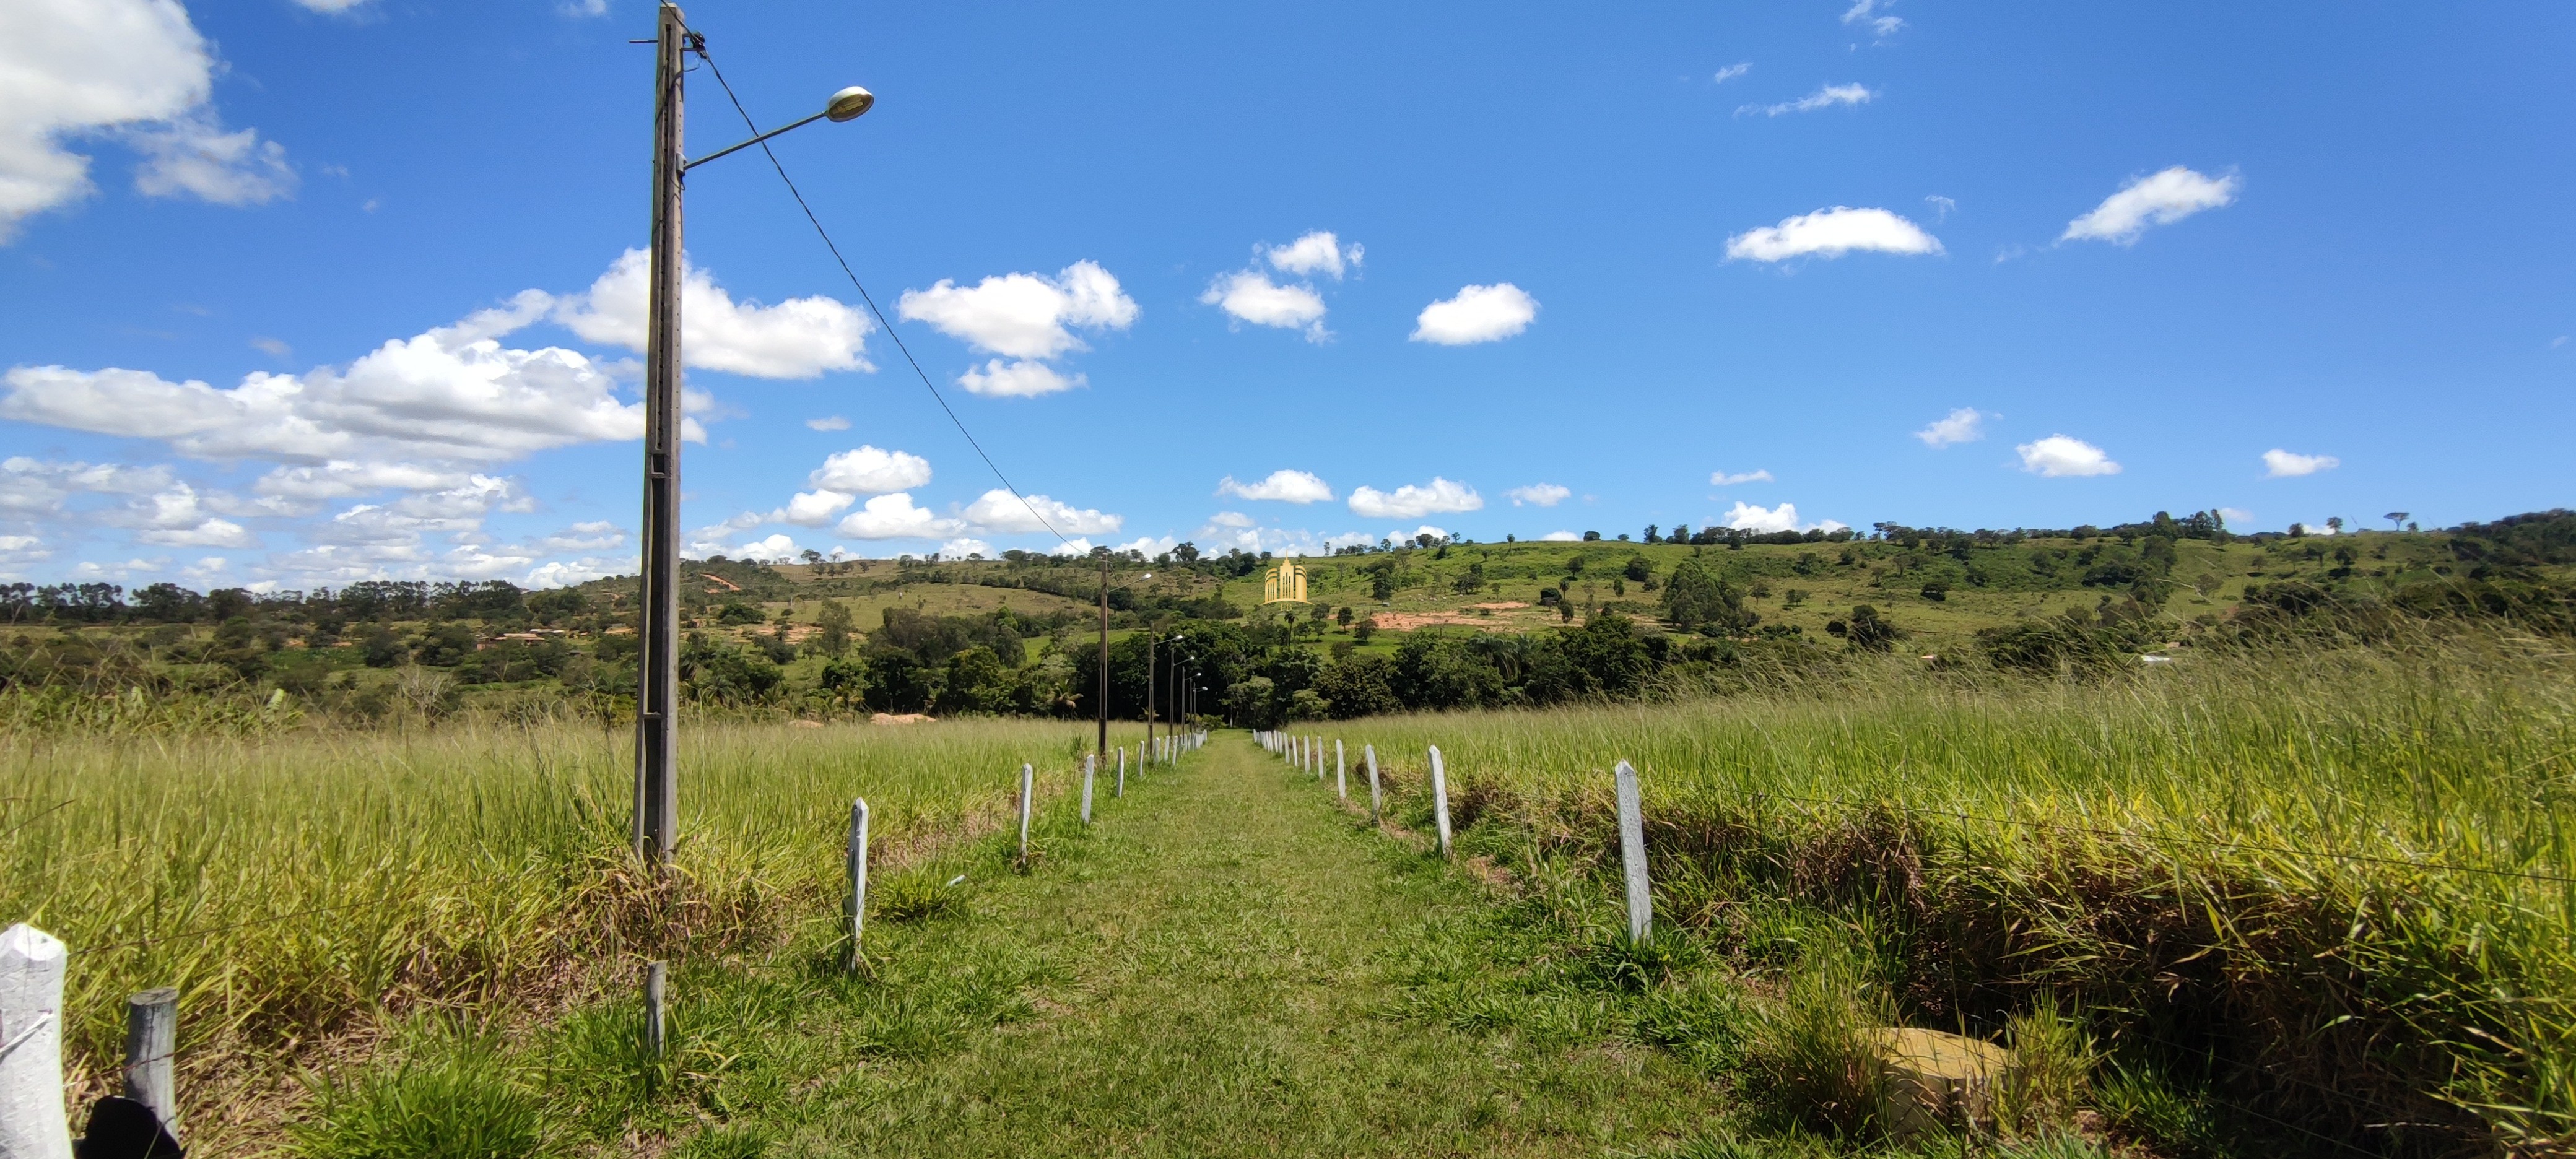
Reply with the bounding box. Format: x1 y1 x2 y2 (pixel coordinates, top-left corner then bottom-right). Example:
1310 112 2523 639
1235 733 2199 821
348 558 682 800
1428 745 1453 857
1614 760 1651 944
0 923 71 1159
1082 753 1095 824
846 797 870 966
1116 745 1126 797
644 960 668 1056
1366 743 1382 821
124 987 179 1139
1336 739 1347 801
1017 762 1035 861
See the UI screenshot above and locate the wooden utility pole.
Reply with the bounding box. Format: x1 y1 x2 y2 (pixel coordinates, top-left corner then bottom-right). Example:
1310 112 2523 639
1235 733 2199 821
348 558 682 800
1096 556 1110 759
635 1 689 867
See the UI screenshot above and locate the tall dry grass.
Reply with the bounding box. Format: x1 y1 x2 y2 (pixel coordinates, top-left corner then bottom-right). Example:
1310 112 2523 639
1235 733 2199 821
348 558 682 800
1345 632 2576 1153
0 711 1118 1139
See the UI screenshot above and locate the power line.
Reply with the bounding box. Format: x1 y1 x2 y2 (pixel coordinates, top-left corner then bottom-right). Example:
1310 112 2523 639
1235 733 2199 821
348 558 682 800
689 40 1080 552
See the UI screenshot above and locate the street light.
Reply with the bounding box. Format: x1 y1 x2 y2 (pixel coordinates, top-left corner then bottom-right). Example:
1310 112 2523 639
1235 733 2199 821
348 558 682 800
1093 563 1151 758
637 2 873 868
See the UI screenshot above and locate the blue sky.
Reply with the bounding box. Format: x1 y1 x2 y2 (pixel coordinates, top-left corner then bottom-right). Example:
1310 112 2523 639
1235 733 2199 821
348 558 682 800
4 0 2570 588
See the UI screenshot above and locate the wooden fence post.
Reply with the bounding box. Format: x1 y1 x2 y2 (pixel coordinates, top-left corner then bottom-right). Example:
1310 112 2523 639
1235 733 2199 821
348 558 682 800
1365 744 1381 821
847 798 870 967
124 987 179 1138
1082 753 1095 824
1614 760 1651 944
0 923 71 1159
1428 745 1453 858
1335 739 1347 801
644 961 668 1056
1017 763 1035 862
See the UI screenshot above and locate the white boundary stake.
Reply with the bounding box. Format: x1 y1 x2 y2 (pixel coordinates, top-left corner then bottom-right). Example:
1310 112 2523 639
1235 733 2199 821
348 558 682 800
645 960 668 1056
847 798 871 966
1082 753 1095 824
1335 739 1347 801
0 923 71 1159
1366 744 1382 820
1117 746 1127 798
1017 762 1035 861
1428 745 1453 857
1614 760 1651 944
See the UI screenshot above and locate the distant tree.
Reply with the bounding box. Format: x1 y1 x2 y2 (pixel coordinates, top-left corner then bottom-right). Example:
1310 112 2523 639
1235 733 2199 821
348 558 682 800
716 602 765 625
800 549 824 566
812 599 855 657
1336 606 1354 627
1623 555 1651 583
1582 531 1603 542
1643 525 1662 544
1845 605 1903 653
1352 617 1377 643
2385 511 2410 531
1920 581 1948 602
2289 523 2308 538
2326 516 2346 534
1661 559 1751 633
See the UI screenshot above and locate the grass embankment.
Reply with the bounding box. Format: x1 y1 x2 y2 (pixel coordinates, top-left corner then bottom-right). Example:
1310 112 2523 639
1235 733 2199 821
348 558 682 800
0 716 1126 1149
1338 635 2576 1155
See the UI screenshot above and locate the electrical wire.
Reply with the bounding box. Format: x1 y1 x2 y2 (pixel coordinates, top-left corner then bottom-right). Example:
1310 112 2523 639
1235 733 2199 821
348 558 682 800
688 38 1079 551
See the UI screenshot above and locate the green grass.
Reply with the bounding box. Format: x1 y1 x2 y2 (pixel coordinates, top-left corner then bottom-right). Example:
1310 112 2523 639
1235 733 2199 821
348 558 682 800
1330 632 2576 1154
0 715 1144 1150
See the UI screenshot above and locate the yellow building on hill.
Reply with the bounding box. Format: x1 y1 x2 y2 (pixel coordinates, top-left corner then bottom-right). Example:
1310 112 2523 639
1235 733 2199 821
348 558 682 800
1262 558 1308 604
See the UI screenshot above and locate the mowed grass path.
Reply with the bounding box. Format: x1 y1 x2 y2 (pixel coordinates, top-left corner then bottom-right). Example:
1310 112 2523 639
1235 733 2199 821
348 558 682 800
757 735 1719 1157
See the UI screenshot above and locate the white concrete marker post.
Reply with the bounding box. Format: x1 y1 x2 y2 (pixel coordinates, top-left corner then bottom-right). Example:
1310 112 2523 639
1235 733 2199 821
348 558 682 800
1614 760 1652 944
1017 763 1035 862
847 798 870 966
124 987 179 1139
1336 739 1347 801
1117 746 1126 798
0 923 71 1159
1082 753 1095 824
1366 744 1382 821
1428 745 1453 858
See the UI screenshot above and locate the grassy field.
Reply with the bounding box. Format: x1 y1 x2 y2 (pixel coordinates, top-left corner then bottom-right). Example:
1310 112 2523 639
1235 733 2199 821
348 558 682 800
1326 631 2576 1155
0 714 1149 1150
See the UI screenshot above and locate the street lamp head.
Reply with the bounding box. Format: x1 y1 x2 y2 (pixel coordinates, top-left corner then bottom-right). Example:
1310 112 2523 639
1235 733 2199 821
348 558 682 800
825 86 876 122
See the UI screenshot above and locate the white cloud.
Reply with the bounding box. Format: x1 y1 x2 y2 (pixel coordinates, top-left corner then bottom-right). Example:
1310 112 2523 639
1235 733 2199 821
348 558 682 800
1204 511 1256 529
2219 507 2254 527
1113 534 1180 557
536 521 623 553
809 445 931 494
2016 435 2121 478
121 483 257 548
1539 531 1581 542
1841 0 1904 37
957 358 1082 397
253 461 467 501
127 111 296 206
963 489 1121 536
1507 483 1571 507
1913 407 1986 448
1264 231 1362 280
1349 477 1483 519
3 292 692 464
1726 206 1942 262
1709 469 1773 486
1218 469 1334 504
1411 284 1538 345
1395 525 1451 545
552 248 873 378
1201 271 1328 339
1 0 295 239
290 0 373 11
897 261 1137 360
1740 84 1876 118
1713 63 1752 83
938 537 995 559
805 415 851 431
1 457 174 514
833 493 966 540
772 489 856 527
2061 167 2239 245
2261 448 2339 478
1721 501 1845 534
733 532 802 560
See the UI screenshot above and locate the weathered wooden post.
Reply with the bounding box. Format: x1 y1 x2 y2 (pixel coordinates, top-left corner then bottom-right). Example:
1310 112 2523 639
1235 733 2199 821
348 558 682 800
124 988 180 1138
1017 762 1035 862
846 798 870 966
1081 753 1095 824
1614 760 1651 944
645 960 668 1056
1335 739 1347 801
0 923 71 1159
1428 745 1453 857
1365 744 1382 821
